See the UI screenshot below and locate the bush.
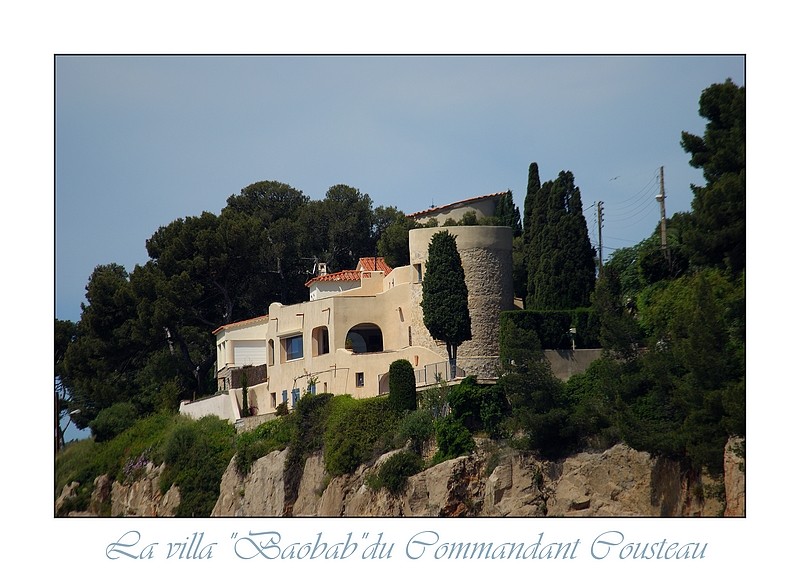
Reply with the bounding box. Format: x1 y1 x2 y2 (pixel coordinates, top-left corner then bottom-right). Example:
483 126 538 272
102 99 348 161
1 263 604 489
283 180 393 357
323 396 399 477
370 451 424 495
159 416 235 517
499 309 600 350
89 402 139 442
388 359 417 413
283 393 333 508
235 416 293 476
447 376 508 438
433 415 474 464
393 409 435 454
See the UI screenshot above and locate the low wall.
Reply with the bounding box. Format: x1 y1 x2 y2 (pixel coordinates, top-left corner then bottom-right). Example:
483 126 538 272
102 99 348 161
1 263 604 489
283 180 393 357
544 349 604 381
179 392 236 422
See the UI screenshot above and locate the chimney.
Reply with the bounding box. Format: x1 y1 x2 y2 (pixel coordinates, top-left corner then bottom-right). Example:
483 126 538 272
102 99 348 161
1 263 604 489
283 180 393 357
317 262 327 276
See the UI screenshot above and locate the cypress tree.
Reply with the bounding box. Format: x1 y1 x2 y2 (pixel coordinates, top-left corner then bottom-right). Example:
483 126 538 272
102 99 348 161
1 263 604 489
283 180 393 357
421 231 472 379
388 359 417 413
526 170 596 310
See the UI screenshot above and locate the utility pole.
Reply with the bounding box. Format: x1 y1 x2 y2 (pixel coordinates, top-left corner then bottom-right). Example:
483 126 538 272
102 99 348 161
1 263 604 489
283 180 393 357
656 166 668 253
597 200 604 273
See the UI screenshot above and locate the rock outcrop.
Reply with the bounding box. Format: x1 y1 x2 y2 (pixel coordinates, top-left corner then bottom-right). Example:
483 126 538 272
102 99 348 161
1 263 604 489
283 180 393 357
58 438 745 518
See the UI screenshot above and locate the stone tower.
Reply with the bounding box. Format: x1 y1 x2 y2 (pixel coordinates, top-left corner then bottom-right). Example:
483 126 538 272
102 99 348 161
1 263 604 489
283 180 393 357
408 226 514 379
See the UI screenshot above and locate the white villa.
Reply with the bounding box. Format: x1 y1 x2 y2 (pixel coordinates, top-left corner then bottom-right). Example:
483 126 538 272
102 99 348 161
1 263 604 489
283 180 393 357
179 220 515 425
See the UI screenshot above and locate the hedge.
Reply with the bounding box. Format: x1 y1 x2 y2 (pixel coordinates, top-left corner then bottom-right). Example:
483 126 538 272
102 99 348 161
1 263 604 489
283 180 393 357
499 309 600 350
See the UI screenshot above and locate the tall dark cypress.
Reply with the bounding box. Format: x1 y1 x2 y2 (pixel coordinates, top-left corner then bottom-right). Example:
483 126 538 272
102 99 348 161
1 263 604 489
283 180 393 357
526 170 596 310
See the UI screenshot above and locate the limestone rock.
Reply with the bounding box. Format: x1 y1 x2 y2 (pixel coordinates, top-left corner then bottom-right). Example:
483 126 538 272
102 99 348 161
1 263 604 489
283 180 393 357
724 436 745 516
110 462 180 516
545 444 681 516
212 449 288 517
62 436 746 518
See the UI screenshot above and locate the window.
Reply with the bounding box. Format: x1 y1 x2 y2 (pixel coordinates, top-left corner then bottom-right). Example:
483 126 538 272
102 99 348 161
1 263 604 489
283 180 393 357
356 372 365 388
281 389 288 403
268 339 275 366
291 388 300 405
271 392 277 408
282 334 303 362
413 263 423 283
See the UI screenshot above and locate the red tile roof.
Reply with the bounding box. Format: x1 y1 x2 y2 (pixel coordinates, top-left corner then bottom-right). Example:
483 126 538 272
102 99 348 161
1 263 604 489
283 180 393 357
406 191 507 219
305 257 393 287
356 257 393 274
212 314 269 335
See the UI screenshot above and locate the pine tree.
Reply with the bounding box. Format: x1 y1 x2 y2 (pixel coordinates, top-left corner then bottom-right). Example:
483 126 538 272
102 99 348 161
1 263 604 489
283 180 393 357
421 231 472 379
680 79 745 275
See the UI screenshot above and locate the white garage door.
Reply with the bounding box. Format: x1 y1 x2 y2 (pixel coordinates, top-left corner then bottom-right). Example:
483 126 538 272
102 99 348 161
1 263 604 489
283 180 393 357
233 340 266 367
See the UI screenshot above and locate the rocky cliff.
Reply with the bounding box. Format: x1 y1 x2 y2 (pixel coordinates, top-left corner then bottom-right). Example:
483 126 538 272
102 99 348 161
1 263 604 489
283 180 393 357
58 437 745 517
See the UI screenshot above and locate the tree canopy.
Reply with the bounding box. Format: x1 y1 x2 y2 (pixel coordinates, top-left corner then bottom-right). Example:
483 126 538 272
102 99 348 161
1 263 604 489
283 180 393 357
59 181 405 434
680 78 745 275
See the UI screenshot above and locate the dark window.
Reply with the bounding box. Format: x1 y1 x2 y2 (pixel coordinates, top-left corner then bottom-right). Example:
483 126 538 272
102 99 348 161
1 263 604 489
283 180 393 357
283 335 303 361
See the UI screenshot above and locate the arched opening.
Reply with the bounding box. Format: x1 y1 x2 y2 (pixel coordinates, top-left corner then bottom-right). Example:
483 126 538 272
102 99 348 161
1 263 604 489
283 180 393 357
312 326 329 356
345 323 384 353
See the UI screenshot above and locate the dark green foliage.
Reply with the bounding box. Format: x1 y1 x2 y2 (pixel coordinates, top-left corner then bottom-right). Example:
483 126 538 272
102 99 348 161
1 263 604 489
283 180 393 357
525 168 596 310
493 190 522 236
393 409 435 454
498 363 581 459
446 375 507 438
432 415 474 463
283 393 333 510
89 401 139 442
563 358 622 450
499 309 600 350
499 311 542 371
323 396 399 477
592 266 642 360
159 415 235 517
388 359 417 413
371 451 424 495
680 79 745 275
234 416 293 476
421 231 472 378
377 215 421 268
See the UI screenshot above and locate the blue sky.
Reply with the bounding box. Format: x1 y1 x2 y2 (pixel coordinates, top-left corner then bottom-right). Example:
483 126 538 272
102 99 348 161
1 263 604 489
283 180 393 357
55 55 744 325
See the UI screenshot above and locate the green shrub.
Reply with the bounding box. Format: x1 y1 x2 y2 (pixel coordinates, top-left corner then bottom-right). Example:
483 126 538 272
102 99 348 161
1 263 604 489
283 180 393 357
283 393 333 509
432 415 474 464
159 416 235 517
371 450 424 495
89 401 139 442
388 359 417 413
447 376 508 438
235 416 292 475
499 309 600 350
323 396 399 477
393 409 435 453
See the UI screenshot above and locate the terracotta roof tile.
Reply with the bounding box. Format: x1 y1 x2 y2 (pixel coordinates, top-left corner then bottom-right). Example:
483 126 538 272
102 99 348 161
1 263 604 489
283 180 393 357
305 257 393 288
356 257 393 274
212 314 269 335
